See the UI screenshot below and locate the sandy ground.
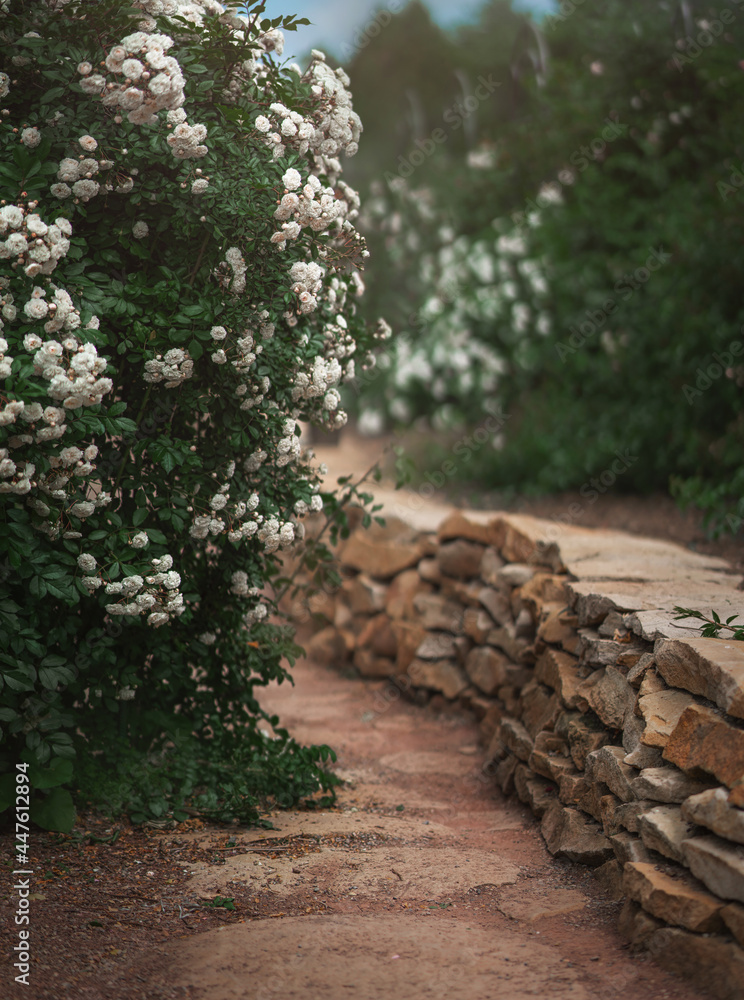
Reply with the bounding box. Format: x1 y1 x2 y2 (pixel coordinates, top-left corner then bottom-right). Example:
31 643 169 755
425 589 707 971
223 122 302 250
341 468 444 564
151 657 710 1000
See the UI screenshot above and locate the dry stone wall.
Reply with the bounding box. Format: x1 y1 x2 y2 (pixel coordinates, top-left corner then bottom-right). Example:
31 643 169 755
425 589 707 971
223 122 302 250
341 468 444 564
289 509 744 999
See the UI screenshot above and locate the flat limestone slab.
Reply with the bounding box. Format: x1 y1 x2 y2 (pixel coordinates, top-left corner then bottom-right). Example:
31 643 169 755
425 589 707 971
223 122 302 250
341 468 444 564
159 913 591 1000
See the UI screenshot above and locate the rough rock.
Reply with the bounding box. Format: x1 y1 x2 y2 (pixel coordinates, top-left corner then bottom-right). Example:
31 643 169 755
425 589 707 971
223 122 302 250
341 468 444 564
529 733 576 784
566 714 611 769
495 563 536 588
615 799 655 835
385 569 431 620
417 557 442 585
513 763 557 818
655 637 744 720
682 787 744 846
627 652 656 688
356 614 397 659
585 746 636 802
617 899 664 950
415 633 459 661
558 772 607 822
638 804 699 865
593 858 625 900
463 608 495 644
436 511 496 547
682 835 744 904
440 578 483 608
498 717 534 762
534 648 583 709
464 646 510 696
437 539 485 579
519 681 560 738
540 801 614 866
407 658 468 700
478 586 513 627
663 704 744 789
479 546 506 585
536 607 579 649
342 573 386 615
631 766 712 804
307 626 350 669
638 689 698 748
486 623 528 662
578 633 647 669
638 669 667 698
622 708 665 769
648 927 744 1000
479 704 504 749
392 621 428 672
519 574 568 617
623 861 724 933
495 754 519 794
578 666 635 730
353 648 397 679
609 831 653 864
340 519 429 579
412 593 464 633
721 902 744 947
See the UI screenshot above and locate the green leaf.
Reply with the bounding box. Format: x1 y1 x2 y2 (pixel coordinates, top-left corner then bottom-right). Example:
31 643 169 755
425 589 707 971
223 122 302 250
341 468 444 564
29 788 76 832
28 757 73 790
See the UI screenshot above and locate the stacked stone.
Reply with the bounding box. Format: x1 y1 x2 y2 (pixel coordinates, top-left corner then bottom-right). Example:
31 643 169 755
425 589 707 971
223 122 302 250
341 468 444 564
290 508 744 998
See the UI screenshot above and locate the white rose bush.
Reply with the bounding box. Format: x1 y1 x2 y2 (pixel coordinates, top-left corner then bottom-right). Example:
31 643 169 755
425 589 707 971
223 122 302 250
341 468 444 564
0 0 382 830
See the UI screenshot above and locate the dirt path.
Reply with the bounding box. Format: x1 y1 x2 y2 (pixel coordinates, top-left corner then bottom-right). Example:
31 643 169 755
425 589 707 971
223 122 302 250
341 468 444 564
151 657 709 1000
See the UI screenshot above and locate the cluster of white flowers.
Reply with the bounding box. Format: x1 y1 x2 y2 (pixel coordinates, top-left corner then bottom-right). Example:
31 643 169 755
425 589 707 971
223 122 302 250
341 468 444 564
143 347 194 386
25 334 112 408
0 204 71 278
291 355 342 403
101 553 184 626
51 144 115 203
271 172 361 252
223 247 246 294
166 113 209 159
254 103 316 162
80 31 185 125
286 259 325 313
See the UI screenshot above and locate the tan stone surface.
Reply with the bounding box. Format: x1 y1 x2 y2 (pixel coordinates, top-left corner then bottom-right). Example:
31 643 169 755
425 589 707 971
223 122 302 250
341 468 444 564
437 538 485 579
520 681 560 738
638 804 698 865
478 585 513 626
623 861 724 933
682 835 744 904
385 568 431 620
391 620 428 672
655 638 744 719
340 518 430 579
499 717 534 762
412 592 464 632
342 572 386 615
540 801 614 866
436 510 498 546
307 625 350 669
353 648 397 679
663 704 744 788
407 658 468 699
638 689 699 748
682 787 744 846
631 766 712 804
579 665 635 730
415 632 459 661
721 902 744 947
535 647 583 708
356 613 397 659
464 645 510 696
648 927 744 1000
585 746 636 803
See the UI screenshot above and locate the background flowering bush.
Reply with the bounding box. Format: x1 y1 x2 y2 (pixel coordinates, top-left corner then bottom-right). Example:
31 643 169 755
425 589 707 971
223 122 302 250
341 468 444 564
0 0 383 830
347 0 744 529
